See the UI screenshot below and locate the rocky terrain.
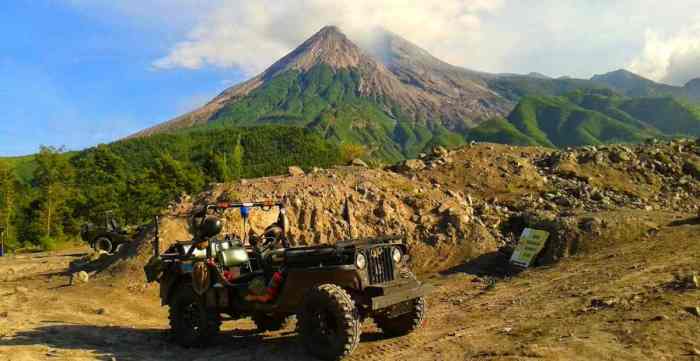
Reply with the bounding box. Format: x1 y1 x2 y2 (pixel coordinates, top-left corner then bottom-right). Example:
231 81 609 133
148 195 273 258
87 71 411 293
1 139 699 360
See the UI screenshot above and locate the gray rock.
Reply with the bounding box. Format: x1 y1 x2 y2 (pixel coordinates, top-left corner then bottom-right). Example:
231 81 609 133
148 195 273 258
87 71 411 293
610 150 631 163
432 145 449 157
400 159 426 172
287 166 305 177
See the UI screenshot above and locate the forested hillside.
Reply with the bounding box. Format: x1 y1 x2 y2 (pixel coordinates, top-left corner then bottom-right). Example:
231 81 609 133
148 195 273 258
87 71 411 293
206 63 467 160
0 126 343 251
467 89 700 147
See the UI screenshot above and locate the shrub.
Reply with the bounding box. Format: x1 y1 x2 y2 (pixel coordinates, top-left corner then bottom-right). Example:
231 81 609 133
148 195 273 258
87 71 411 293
39 235 57 251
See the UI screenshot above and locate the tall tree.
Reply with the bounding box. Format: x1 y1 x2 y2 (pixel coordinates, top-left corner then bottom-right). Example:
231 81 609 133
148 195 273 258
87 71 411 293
0 161 17 249
33 146 74 238
231 136 244 180
203 150 230 183
149 153 204 200
72 144 128 222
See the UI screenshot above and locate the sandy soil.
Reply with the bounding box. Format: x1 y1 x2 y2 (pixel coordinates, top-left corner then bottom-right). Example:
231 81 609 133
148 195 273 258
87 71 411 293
1 211 698 361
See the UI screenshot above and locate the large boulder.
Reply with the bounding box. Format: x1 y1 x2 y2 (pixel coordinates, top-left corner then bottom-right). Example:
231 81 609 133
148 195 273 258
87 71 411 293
398 159 426 172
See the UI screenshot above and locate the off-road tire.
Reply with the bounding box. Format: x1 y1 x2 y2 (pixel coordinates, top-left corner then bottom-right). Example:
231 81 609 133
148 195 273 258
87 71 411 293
252 312 287 332
93 237 112 254
297 284 361 360
168 285 221 347
373 296 426 337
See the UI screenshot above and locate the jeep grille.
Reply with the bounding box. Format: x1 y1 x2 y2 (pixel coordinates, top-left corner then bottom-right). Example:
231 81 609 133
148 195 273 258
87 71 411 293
367 247 395 284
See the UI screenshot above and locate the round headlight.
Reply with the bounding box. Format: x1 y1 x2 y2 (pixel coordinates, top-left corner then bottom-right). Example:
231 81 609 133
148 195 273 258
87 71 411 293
356 253 367 269
391 247 402 263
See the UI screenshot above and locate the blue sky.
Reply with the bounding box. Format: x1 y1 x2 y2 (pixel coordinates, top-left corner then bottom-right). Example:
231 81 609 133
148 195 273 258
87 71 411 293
1 0 698 156
0 0 245 156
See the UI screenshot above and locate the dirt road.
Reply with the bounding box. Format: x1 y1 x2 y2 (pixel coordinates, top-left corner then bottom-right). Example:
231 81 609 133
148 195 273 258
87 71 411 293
1 212 699 361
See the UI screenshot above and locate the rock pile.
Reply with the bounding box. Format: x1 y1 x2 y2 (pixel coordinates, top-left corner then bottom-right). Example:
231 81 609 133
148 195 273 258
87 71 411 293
78 140 700 281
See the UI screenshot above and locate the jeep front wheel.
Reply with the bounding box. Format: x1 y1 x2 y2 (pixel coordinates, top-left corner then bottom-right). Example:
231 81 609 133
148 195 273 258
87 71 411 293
297 284 360 360
169 285 221 347
373 297 426 337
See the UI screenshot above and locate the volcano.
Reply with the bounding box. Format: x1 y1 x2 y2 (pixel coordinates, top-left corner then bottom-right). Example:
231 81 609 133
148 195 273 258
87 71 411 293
131 26 514 158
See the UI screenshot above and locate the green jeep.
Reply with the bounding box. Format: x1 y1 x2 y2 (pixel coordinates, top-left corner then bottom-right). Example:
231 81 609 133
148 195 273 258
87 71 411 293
80 211 131 254
145 200 432 360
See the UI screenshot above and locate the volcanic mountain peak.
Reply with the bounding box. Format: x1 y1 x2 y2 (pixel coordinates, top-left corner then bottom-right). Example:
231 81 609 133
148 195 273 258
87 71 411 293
131 25 513 138
263 25 375 78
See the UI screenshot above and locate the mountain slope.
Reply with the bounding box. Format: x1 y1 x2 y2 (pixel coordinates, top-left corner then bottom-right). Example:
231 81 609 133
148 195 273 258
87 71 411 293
131 26 700 155
133 26 511 150
364 29 511 118
468 89 700 147
486 75 607 102
591 69 700 102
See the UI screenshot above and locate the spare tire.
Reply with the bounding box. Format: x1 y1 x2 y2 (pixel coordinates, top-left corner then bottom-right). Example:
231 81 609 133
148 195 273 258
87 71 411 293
94 237 113 254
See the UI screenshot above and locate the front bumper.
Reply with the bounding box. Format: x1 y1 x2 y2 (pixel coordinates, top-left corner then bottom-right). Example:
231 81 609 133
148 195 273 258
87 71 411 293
370 281 433 310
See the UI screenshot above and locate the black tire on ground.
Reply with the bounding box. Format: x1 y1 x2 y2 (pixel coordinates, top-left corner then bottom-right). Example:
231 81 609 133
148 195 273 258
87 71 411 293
297 284 361 361
168 285 221 347
252 312 287 332
93 237 112 254
373 297 427 337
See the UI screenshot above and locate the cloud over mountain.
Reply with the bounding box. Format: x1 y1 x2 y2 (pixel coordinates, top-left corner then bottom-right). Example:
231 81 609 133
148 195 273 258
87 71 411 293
628 22 700 86
68 0 700 85
151 0 504 73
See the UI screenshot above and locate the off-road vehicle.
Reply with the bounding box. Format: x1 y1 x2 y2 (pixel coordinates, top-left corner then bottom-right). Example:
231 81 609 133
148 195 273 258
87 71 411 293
144 200 431 360
80 211 131 254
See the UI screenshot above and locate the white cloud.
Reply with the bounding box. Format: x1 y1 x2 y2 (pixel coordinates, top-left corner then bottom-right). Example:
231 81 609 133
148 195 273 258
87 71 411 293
151 0 504 74
628 23 700 85
67 0 700 85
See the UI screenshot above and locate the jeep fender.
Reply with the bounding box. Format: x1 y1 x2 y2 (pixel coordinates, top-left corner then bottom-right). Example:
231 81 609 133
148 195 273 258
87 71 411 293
273 265 362 313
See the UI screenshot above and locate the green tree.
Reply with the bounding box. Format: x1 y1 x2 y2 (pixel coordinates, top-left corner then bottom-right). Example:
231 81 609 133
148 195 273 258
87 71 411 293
72 144 128 223
124 174 162 224
231 136 244 180
149 153 204 200
203 150 230 183
339 143 367 163
33 146 74 238
0 161 17 249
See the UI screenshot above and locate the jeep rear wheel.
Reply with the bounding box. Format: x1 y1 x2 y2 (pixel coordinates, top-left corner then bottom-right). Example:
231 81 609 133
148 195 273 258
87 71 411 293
252 312 287 332
94 237 112 254
169 285 221 347
373 297 426 337
297 284 360 360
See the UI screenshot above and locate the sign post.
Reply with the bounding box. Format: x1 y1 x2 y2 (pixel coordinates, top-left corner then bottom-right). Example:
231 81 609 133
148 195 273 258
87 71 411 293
509 228 550 268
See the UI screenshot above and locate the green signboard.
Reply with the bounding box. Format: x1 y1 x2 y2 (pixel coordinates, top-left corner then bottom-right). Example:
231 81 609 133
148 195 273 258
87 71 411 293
510 228 550 268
